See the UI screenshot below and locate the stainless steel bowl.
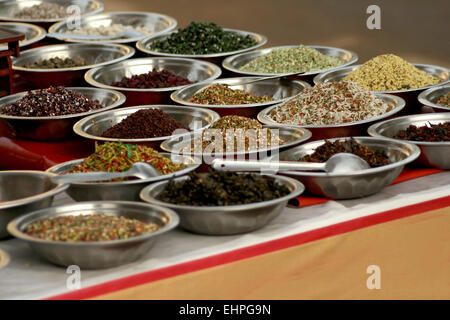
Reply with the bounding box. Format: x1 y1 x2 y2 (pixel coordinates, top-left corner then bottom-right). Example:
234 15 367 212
140 174 304 235
418 85 450 113
313 64 450 112
222 45 358 83
49 11 177 44
0 22 46 51
368 113 450 169
0 171 68 239
0 249 9 270
0 87 125 141
46 153 200 201
84 57 222 106
136 28 267 65
170 77 311 118
73 105 220 150
7 201 179 269
258 93 405 140
272 137 421 200
0 0 103 27
12 43 135 88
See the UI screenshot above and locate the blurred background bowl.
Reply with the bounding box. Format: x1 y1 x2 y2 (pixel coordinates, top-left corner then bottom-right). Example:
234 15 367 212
0 0 104 29
222 45 358 84
140 174 304 235
0 87 125 141
48 11 177 43
0 22 46 51
7 201 179 269
0 170 68 239
46 153 200 201
273 136 421 199
12 43 135 89
368 113 450 169
136 28 267 65
73 105 220 150
84 57 221 106
0 249 9 270
313 64 450 113
418 85 450 113
170 77 311 118
257 93 405 140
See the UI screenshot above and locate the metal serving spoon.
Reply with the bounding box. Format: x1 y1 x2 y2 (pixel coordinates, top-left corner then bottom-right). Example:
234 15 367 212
51 162 160 184
47 29 149 41
212 153 370 174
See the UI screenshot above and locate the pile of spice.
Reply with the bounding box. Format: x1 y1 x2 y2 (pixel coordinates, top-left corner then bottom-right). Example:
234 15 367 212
436 92 450 107
101 108 189 139
239 45 344 74
393 122 450 142
189 84 274 105
190 115 284 152
149 22 258 55
24 57 89 69
157 170 291 206
301 139 391 167
268 81 390 126
343 54 441 91
14 3 68 20
111 69 191 89
25 214 159 242
67 24 152 37
68 142 184 176
0 86 103 117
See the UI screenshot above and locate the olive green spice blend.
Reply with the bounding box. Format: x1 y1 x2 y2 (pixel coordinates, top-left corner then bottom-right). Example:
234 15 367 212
189 84 273 105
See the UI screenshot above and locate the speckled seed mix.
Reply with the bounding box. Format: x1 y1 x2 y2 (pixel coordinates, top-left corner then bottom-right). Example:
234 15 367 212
343 54 441 91
189 84 274 105
24 214 160 242
24 57 89 69
268 81 390 126
239 45 344 74
14 3 68 20
67 24 152 37
437 92 450 107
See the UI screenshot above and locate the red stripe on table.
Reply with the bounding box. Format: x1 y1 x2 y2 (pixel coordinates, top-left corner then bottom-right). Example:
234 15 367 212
46 195 450 300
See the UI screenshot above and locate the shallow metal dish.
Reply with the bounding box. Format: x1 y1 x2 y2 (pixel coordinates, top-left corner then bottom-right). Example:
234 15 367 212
84 57 221 106
136 28 267 65
73 105 220 149
0 249 9 270
49 11 177 44
171 77 311 118
46 153 200 201
0 87 125 141
140 174 304 235
313 64 449 112
418 85 450 113
0 0 103 25
12 43 135 88
222 45 358 82
0 171 68 239
0 22 46 51
272 137 421 200
258 93 405 140
7 201 179 269
368 113 450 169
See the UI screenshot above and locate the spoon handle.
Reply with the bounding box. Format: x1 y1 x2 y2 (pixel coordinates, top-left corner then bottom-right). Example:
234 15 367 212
51 171 132 183
212 159 325 172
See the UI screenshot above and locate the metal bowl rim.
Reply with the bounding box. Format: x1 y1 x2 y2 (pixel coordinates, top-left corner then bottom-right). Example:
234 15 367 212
0 22 46 49
0 0 104 23
0 170 69 210
170 76 311 108
257 93 406 128
367 112 450 146
276 136 421 177
140 173 305 211
12 43 136 72
222 44 359 76
6 200 180 246
46 154 200 186
73 104 220 143
136 28 268 58
313 63 450 93
84 56 222 92
417 85 450 112
0 87 126 120
160 126 313 157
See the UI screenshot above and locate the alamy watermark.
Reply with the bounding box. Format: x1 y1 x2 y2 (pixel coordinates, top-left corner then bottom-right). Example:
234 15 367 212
66 265 81 290
366 5 381 30
366 265 381 289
